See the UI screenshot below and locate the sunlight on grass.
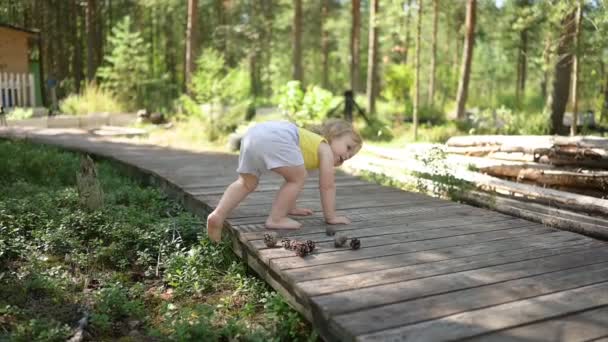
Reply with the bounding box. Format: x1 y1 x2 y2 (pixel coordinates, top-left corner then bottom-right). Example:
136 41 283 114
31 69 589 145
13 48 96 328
59 84 124 115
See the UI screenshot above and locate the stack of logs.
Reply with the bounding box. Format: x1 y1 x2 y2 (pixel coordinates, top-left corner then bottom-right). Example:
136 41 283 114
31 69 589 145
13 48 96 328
445 135 608 238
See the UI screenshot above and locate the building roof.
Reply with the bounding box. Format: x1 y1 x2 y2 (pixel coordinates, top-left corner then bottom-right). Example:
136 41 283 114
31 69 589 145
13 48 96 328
0 23 39 35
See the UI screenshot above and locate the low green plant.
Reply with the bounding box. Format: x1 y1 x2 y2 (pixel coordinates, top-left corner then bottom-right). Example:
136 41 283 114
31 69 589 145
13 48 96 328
190 48 250 105
90 283 146 334
274 81 337 127
359 118 394 141
412 146 471 200
6 108 34 120
59 84 124 115
7 318 71 342
0 141 316 340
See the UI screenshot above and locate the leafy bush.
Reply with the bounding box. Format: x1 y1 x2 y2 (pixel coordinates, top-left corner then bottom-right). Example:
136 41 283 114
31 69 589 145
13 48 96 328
59 84 124 115
90 283 146 334
97 16 150 109
163 240 235 296
6 108 34 120
382 64 414 102
359 118 394 141
274 81 337 126
274 81 304 115
190 48 250 105
7 318 71 342
403 105 446 125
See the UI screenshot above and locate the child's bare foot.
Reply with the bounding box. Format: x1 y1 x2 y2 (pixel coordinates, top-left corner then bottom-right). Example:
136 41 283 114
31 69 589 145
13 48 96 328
206 212 223 242
288 207 313 216
265 217 302 230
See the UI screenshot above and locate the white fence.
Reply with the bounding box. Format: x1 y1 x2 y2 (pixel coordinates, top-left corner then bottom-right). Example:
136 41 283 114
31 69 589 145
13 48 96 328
0 72 36 109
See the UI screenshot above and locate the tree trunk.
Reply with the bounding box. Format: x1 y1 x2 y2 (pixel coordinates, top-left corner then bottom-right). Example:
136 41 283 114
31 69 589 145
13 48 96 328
72 0 84 93
366 0 379 116
86 0 98 81
165 2 178 90
602 62 608 124
403 0 412 64
350 0 361 92
185 0 199 93
428 0 438 105
292 0 303 83
548 8 576 135
321 0 330 89
262 0 274 97
455 0 476 120
413 0 422 140
250 2 261 98
540 36 551 100
516 29 528 103
570 0 583 136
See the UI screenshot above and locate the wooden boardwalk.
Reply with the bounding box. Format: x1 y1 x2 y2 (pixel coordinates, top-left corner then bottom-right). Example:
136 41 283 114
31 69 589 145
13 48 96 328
3 127 608 342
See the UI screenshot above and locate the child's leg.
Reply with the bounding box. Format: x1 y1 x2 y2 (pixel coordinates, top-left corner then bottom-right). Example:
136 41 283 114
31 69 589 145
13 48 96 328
266 165 307 229
207 173 258 242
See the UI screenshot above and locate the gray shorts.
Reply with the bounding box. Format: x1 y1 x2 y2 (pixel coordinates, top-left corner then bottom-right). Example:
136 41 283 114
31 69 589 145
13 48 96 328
237 121 304 177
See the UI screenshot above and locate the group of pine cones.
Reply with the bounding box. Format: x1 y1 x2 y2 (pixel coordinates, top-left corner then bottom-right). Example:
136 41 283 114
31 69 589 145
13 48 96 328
334 234 361 250
282 237 316 257
263 232 361 258
263 233 316 257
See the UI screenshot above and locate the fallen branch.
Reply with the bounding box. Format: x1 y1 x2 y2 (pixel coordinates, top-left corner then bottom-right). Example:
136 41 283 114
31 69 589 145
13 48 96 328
67 312 89 342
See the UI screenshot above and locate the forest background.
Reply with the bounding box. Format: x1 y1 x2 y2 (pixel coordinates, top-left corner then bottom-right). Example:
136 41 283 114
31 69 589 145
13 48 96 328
1 0 608 141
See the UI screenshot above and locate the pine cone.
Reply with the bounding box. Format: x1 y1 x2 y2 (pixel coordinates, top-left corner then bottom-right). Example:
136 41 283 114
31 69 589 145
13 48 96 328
263 233 277 248
334 234 348 247
281 238 292 250
305 240 315 252
289 240 300 251
350 238 361 250
294 243 310 257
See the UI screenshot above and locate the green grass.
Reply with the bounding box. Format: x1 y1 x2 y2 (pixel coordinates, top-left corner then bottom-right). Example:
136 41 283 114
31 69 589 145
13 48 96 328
0 140 318 341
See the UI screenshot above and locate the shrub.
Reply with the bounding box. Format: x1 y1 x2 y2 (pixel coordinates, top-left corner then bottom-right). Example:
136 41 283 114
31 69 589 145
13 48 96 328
382 64 414 103
359 118 394 141
190 48 250 105
59 84 123 115
274 81 337 127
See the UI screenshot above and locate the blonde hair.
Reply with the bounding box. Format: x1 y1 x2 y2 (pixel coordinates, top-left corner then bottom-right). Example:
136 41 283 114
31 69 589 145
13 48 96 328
310 118 362 151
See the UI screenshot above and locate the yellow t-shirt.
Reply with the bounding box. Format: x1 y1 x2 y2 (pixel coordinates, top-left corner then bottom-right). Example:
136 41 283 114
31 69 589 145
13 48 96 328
298 128 326 170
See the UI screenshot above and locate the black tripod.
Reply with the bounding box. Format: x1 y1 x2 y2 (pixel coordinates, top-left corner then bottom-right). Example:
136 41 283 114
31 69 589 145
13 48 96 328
327 90 371 124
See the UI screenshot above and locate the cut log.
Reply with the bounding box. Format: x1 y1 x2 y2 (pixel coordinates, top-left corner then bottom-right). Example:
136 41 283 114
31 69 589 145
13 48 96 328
445 135 608 169
460 190 608 239
479 164 608 190
446 135 608 150
349 153 608 217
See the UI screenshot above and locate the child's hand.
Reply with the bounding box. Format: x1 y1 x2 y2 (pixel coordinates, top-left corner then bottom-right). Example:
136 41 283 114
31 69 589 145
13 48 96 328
325 216 351 225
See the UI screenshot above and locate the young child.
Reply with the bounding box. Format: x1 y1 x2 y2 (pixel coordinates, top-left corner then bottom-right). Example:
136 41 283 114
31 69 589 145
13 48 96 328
206 118 363 242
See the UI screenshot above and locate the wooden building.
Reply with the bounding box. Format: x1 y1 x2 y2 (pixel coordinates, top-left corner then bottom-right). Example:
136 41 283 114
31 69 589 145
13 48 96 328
0 23 41 109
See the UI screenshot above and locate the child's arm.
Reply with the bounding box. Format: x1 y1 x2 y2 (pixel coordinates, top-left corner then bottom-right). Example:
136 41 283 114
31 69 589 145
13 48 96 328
318 143 351 225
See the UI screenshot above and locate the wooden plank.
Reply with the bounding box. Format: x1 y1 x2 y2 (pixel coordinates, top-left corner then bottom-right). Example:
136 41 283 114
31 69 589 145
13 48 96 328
297 226 585 296
240 204 509 242
283 232 589 282
252 219 539 258
357 281 608 342
332 253 608 337
312 246 608 316
227 201 459 225
254 216 521 265
465 305 608 342
265 225 571 272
